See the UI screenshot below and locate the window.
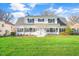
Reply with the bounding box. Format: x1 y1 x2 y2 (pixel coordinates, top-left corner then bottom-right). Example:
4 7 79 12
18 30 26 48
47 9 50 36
50 28 56 32
48 19 55 23
75 28 79 32
24 28 35 32
50 28 53 32
57 18 60 23
17 28 23 32
24 28 29 32
20 28 23 32
29 28 35 32
38 19 44 22
5 30 9 35
2 24 4 27
46 28 50 32
17 28 21 32
46 28 56 32
59 28 65 32
17 28 19 32
56 28 58 32
27 18 34 23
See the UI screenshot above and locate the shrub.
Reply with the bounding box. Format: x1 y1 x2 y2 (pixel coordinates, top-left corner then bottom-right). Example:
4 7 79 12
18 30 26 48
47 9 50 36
60 27 73 35
60 32 68 35
11 32 16 36
65 27 73 35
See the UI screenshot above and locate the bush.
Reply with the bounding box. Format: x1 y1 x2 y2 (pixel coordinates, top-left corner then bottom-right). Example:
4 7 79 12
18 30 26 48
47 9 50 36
60 27 73 35
65 27 73 35
11 32 16 36
60 32 68 35
70 32 79 35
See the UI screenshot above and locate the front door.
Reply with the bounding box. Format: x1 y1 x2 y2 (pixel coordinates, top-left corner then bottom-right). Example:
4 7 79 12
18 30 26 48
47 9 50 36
36 28 46 37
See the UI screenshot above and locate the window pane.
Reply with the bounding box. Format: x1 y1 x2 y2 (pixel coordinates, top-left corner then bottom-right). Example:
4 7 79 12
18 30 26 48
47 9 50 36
27 18 34 23
38 19 44 22
48 19 55 23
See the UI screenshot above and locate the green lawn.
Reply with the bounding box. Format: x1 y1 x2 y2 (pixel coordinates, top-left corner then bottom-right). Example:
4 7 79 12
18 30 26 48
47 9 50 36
0 35 79 56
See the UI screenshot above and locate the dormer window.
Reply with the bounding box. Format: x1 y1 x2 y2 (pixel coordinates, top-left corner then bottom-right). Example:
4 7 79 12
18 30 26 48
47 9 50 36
27 18 34 23
48 19 55 23
38 18 44 22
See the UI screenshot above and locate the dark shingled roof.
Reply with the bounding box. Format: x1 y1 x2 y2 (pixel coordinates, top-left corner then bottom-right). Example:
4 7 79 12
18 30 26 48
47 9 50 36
15 17 26 25
15 16 67 26
57 17 67 25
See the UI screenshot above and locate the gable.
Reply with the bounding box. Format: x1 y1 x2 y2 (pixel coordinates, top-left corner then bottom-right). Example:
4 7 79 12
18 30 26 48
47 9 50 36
57 18 67 26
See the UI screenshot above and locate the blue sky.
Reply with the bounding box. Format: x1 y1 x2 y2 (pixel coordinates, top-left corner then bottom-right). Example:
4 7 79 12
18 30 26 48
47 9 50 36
0 3 79 23
0 3 79 16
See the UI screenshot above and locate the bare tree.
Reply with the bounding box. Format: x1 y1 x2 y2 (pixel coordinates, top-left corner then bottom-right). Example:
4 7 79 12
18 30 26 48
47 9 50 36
67 15 79 27
69 16 79 23
0 9 5 20
41 10 56 16
5 13 14 22
0 9 14 22
41 10 49 16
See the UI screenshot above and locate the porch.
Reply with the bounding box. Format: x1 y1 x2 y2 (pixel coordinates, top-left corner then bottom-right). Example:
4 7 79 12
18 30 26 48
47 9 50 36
16 27 66 36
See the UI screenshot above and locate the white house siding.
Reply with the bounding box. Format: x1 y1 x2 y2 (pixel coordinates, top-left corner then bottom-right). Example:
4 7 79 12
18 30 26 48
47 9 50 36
16 25 66 36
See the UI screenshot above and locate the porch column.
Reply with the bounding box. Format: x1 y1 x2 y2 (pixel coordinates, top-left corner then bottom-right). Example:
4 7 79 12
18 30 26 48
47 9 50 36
23 28 25 35
55 18 57 24
57 28 59 34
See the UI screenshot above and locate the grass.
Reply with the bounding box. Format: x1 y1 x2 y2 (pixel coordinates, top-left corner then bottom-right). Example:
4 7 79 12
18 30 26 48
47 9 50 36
0 35 79 56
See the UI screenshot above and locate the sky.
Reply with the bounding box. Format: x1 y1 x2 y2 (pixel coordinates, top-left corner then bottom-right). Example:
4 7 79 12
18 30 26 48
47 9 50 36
0 3 79 23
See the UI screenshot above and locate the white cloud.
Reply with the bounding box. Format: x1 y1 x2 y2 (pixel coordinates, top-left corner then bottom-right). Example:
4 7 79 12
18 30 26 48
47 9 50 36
10 3 30 11
10 3 38 20
48 7 53 11
46 7 54 11
10 3 38 18
55 7 79 17
55 7 64 14
46 5 79 17
12 12 26 18
10 3 79 19
71 8 79 13
28 3 37 8
72 8 79 11
45 4 56 12
46 6 64 13
11 12 26 24
55 7 70 17
10 3 33 20
45 6 68 16
45 5 79 17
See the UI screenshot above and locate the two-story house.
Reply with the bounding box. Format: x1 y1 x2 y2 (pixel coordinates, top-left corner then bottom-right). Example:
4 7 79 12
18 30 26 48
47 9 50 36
68 19 79 34
0 20 15 36
15 16 67 37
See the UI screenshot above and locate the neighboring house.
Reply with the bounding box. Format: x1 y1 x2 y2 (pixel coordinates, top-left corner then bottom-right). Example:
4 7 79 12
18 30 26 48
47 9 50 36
0 20 15 36
68 20 79 34
15 16 67 37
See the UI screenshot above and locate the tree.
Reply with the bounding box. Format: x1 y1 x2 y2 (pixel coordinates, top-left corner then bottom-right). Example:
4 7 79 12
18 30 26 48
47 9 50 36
0 9 14 22
65 26 73 34
4 12 14 22
68 15 79 25
60 27 72 35
41 10 56 16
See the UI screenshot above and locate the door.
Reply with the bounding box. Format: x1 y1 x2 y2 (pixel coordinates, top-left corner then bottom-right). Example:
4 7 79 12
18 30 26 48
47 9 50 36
36 28 46 37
